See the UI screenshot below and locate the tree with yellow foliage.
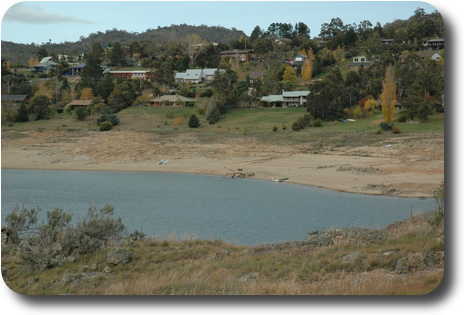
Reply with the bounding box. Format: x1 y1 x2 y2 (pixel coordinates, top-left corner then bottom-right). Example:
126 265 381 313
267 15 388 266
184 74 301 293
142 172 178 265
80 87 95 100
28 57 39 67
282 65 297 83
380 64 396 122
301 59 312 84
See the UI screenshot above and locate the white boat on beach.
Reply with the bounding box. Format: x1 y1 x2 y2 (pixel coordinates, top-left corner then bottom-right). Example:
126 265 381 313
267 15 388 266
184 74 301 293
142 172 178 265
272 177 289 182
157 160 169 165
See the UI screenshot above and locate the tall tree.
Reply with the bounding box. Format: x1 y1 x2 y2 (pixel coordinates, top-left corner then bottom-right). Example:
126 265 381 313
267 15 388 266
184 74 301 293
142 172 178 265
108 42 126 67
380 64 396 122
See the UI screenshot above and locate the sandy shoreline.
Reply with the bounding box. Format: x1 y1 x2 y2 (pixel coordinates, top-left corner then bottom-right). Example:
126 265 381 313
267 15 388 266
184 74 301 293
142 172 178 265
1 130 444 198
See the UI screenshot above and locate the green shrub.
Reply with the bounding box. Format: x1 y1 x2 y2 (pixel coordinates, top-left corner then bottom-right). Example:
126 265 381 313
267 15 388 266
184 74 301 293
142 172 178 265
282 124 287 130
397 114 408 123
291 121 301 131
188 114 201 128
272 125 278 132
312 119 323 127
97 113 120 126
379 122 394 131
374 129 382 134
99 121 113 131
74 107 88 121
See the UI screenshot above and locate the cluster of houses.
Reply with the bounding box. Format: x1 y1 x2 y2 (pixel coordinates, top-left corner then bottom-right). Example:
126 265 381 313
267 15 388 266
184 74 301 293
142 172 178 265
5 38 442 110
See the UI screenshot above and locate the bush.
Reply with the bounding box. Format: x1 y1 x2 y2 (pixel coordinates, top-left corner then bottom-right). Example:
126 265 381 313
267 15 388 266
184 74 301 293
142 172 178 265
312 119 323 127
74 107 88 121
97 113 120 126
282 124 287 130
397 113 409 123
272 125 278 132
392 127 401 134
188 114 201 128
291 121 301 131
379 122 394 131
99 121 113 131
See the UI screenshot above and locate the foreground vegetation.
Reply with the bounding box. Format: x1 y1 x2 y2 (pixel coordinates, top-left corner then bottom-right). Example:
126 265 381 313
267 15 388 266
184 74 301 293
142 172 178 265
1 183 444 295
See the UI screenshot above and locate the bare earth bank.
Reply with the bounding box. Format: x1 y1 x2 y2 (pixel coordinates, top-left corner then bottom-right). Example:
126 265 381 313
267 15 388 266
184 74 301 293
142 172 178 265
1 130 444 198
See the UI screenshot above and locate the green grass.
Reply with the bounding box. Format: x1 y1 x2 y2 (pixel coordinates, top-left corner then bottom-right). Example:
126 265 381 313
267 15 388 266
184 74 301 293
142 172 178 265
2 106 444 141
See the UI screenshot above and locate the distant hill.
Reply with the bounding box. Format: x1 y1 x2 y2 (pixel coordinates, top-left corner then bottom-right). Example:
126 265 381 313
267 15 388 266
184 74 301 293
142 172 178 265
1 24 248 66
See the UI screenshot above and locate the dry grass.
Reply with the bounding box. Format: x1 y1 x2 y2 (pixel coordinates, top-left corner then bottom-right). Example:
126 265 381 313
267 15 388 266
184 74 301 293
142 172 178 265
2 214 444 295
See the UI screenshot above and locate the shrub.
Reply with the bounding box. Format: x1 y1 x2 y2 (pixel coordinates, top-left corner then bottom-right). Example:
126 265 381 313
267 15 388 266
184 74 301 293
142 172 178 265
97 113 120 126
374 129 382 134
392 127 401 134
282 124 287 130
188 114 201 128
99 121 113 131
397 113 409 123
165 110 176 118
291 121 301 131
312 119 323 127
379 122 394 131
272 125 278 132
74 107 88 121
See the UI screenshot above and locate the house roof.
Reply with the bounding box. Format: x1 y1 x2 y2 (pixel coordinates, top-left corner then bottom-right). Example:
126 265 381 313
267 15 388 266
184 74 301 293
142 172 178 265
261 95 283 102
1 95 27 102
184 69 202 80
249 71 265 79
219 50 252 55
150 95 197 102
399 51 441 59
67 100 92 106
283 91 310 97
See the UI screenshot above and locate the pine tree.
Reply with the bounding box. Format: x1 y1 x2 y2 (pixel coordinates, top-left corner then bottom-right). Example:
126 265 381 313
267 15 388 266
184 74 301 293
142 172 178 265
380 64 396 122
188 114 200 128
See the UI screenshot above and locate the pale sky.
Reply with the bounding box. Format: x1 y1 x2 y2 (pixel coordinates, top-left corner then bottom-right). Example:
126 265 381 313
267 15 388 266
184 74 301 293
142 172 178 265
1 0 442 45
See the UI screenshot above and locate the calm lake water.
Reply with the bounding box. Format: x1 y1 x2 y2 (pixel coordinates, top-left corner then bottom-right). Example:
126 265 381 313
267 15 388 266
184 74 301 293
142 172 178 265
1 169 435 246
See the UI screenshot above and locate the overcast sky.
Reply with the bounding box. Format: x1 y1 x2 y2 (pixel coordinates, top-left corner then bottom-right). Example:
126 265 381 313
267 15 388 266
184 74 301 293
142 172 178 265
1 1 444 45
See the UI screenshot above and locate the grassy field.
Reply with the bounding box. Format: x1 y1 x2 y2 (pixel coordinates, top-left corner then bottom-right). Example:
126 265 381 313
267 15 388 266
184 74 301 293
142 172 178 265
2 104 444 134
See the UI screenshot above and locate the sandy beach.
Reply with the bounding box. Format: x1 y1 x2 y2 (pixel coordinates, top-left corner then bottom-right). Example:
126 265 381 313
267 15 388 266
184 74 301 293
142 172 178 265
1 129 444 198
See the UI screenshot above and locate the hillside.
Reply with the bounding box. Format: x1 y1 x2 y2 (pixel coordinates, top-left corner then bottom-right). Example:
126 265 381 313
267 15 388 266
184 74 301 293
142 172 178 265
1 24 247 65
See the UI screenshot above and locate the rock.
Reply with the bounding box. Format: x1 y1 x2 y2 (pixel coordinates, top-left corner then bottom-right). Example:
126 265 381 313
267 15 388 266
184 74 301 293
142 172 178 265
341 251 363 263
103 266 112 273
90 263 98 271
395 257 408 273
106 247 133 265
78 265 89 273
239 272 260 282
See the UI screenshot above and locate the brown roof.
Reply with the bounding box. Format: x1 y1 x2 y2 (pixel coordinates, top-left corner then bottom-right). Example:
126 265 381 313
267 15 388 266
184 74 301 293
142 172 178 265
67 100 92 106
399 51 440 60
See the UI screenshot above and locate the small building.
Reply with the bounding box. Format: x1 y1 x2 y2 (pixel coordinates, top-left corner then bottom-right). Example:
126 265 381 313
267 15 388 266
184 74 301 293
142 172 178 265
1 94 28 103
352 55 372 66
427 38 444 50
219 49 253 62
149 94 197 107
67 100 93 109
399 51 442 63
249 71 265 85
109 70 150 79
260 90 310 107
70 64 111 76
381 39 394 46
31 57 59 73
175 68 224 84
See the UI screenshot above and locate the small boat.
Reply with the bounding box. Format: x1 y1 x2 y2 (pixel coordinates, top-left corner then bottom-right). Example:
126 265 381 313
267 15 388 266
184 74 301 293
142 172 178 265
157 160 169 165
272 177 289 182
